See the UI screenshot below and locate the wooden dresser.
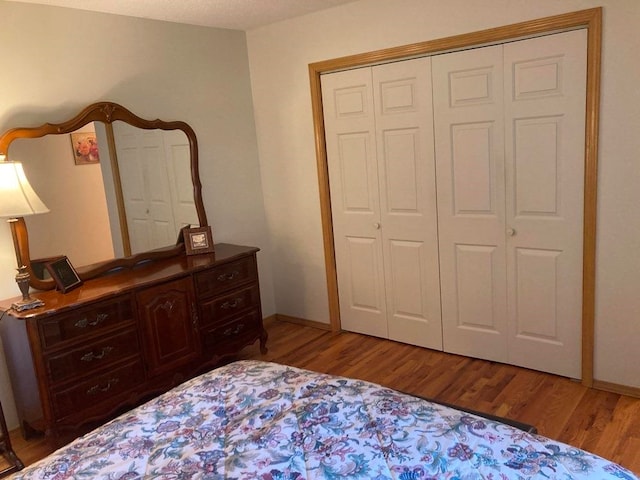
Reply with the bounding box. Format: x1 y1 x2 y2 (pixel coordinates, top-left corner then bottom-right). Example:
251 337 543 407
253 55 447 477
0 243 267 446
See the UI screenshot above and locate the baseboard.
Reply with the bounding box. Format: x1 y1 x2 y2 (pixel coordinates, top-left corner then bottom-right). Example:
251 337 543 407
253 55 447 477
593 380 640 398
270 313 332 331
262 314 278 327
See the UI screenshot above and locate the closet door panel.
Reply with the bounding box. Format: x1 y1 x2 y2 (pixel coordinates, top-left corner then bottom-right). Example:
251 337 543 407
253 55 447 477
386 240 436 344
513 118 560 215
344 236 385 313
514 248 560 338
504 30 587 378
433 45 508 360
322 68 388 338
450 122 495 214
454 244 503 331
381 129 420 212
373 58 442 349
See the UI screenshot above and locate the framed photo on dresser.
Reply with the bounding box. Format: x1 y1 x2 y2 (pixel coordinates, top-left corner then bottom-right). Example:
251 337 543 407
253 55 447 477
184 226 215 255
45 256 83 293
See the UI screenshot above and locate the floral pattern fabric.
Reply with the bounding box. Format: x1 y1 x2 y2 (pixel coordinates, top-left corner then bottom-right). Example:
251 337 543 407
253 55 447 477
12 360 638 479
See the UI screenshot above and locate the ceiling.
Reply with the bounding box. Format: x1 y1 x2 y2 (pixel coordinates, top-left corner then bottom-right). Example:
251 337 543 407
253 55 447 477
6 0 360 30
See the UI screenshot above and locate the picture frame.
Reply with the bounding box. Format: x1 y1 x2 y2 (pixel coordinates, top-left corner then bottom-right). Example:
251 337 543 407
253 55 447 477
45 256 83 293
176 224 191 245
70 131 100 165
184 226 215 256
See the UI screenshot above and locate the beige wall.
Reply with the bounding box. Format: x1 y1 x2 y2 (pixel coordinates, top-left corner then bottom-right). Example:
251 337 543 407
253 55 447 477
0 1 274 428
247 0 640 388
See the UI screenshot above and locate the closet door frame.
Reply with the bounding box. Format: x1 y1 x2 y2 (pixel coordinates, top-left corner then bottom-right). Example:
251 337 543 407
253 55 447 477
309 7 602 387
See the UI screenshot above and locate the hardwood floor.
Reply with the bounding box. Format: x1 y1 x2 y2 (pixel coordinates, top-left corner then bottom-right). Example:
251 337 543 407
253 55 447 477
9 318 640 474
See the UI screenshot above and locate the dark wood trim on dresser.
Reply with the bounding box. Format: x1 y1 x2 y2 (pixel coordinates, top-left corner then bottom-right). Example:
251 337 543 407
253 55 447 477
0 243 267 447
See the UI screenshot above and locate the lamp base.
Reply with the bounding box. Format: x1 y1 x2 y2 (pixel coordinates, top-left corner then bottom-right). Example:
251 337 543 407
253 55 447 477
13 265 44 312
12 297 45 312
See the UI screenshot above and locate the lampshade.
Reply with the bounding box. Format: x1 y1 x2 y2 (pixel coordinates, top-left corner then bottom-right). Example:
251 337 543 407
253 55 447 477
0 161 49 218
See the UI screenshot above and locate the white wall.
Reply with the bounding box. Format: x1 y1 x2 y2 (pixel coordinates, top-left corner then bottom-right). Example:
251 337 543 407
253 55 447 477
0 1 274 428
247 0 640 388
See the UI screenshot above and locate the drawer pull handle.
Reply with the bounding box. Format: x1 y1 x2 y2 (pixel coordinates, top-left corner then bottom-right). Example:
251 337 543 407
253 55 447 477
217 271 240 282
87 378 119 395
81 346 114 362
75 313 108 329
223 323 245 336
220 298 243 310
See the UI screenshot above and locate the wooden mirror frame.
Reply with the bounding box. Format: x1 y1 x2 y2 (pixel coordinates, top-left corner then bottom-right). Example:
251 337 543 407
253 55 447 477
0 102 207 291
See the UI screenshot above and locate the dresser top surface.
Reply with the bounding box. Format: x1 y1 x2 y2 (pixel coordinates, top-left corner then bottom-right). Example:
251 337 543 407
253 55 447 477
0 243 259 319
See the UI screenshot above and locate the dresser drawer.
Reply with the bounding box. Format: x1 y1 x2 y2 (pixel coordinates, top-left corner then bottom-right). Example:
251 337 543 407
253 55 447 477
39 296 134 349
195 256 257 298
45 327 140 384
51 359 145 419
200 309 262 353
198 284 260 327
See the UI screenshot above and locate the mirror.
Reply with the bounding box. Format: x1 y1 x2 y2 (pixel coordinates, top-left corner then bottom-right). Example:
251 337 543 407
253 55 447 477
0 102 207 291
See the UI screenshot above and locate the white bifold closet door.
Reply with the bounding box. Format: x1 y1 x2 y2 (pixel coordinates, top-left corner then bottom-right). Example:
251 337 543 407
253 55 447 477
433 29 586 378
321 58 443 350
322 29 587 378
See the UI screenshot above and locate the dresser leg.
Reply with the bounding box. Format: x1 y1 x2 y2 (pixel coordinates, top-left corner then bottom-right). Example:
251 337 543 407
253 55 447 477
259 328 269 355
21 419 44 440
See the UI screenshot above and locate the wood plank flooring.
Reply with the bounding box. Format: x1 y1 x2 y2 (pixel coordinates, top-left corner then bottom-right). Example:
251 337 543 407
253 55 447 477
9 318 640 474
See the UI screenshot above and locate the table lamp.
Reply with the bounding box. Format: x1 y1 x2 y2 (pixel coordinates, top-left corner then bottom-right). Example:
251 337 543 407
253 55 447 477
0 158 49 311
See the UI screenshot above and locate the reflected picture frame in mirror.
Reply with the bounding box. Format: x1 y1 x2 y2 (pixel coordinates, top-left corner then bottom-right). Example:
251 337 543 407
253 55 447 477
0 102 208 291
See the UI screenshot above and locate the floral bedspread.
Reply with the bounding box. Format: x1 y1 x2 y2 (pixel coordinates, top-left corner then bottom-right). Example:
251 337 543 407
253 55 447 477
12 360 638 479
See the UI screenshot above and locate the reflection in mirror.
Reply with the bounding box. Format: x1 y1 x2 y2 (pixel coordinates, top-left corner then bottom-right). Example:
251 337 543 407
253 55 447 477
10 129 115 270
0 102 206 290
9 124 200 274
108 121 199 256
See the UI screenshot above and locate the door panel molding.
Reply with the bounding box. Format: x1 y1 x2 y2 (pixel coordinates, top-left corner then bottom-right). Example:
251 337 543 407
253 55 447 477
309 8 601 387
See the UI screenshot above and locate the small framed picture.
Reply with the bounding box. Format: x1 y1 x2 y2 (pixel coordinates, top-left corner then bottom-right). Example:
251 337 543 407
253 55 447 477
70 131 100 165
45 256 83 293
184 226 215 256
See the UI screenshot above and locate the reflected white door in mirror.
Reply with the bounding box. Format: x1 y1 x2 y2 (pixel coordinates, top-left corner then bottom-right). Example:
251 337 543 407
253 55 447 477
110 122 199 255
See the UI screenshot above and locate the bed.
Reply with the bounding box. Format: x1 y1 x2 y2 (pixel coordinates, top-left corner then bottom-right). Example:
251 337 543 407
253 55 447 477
10 360 638 479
